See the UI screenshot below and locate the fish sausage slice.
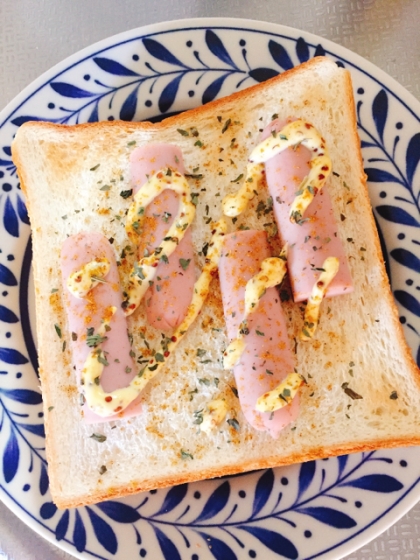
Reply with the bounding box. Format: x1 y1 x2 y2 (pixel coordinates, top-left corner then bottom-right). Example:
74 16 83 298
130 144 196 330
262 119 353 302
218 230 299 438
61 232 141 423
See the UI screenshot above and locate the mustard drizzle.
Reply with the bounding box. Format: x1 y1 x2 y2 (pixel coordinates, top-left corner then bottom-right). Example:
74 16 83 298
223 245 288 369
78 219 227 417
222 119 332 223
301 256 340 341
123 167 196 316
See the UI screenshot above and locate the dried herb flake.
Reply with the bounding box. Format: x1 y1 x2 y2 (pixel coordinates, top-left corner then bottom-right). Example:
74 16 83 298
54 324 62 338
180 449 193 460
90 433 107 443
120 189 133 199
179 258 191 271
227 418 240 431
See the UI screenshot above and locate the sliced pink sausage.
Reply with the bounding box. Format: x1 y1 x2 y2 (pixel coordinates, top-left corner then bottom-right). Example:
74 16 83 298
218 230 299 438
130 144 195 330
262 119 353 302
61 232 141 423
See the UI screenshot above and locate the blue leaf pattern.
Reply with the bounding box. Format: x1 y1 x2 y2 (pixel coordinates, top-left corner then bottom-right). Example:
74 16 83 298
0 263 17 286
19 423 45 437
297 506 356 528
198 531 238 560
97 500 141 522
16 196 30 224
10 116 43 127
94 57 139 77
268 40 294 70
73 510 87 553
251 469 274 518
0 305 18 323
50 82 96 98
55 510 69 540
159 74 183 113
241 526 298 559
153 526 182 560
394 290 420 317
390 248 420 272
86 507 118 554
296 37 310 63
341 474 403 493
314 44 326 57
4 197 19 237
372 89 388 142
406 132 420 185
297 461 316 500
40 502 57 520
152 483 188 517
0 348 29 365
248 68 279 83
143 38 189 69
88 102 99 123
39 463 49 496
0 388 41 403
361 140 377 149
337 455 348 477
365 168 403 185
376 205 420 227
119 87 138 121
205 30 238 69
202 74 230 104
194 481 230 523
3 427 19 483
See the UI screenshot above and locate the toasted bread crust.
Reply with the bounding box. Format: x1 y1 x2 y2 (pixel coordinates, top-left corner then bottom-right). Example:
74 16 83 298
60 434 420 509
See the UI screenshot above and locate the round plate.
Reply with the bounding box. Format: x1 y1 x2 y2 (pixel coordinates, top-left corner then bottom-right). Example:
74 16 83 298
1 17 420 560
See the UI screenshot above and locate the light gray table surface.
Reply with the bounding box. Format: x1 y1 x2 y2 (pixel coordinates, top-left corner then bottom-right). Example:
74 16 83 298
1 1 420 559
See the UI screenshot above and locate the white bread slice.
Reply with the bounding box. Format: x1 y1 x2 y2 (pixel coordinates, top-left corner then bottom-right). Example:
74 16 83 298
12 57 420 509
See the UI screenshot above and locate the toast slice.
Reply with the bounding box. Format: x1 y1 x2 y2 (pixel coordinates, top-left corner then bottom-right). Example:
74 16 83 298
12 57 420 509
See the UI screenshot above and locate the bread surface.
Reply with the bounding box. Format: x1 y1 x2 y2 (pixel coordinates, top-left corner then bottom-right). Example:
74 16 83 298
12 57 420 509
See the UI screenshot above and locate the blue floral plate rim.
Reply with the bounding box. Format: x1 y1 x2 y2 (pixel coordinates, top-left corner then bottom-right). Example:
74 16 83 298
1 17 420 560
2 18 420 128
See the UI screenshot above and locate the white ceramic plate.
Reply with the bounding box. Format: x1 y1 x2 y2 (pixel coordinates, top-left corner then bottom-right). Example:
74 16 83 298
1 18 420 560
